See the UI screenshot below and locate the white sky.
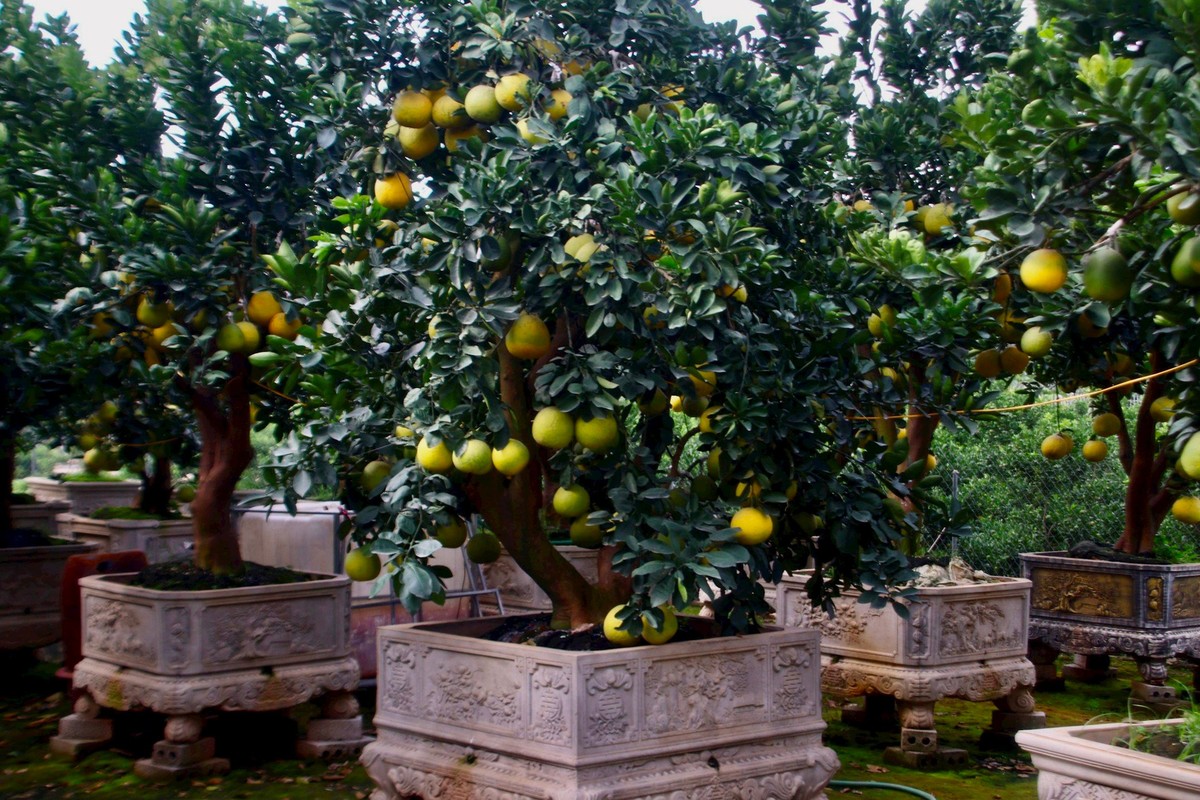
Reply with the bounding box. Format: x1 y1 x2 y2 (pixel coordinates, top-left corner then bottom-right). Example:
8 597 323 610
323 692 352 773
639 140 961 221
26 0 768 67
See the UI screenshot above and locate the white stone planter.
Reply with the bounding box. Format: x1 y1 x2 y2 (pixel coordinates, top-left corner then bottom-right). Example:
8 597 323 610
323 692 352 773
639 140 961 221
0 539 99 650
363 614 838 799
56 513 193 563
777 575 1042 766
58 571 368 777
26 477 141 516
1018 719 1200 800
481 546 599 613
12 498 70 536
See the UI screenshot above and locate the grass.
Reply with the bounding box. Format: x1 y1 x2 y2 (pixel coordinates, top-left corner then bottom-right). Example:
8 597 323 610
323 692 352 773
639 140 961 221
1 650 1194 798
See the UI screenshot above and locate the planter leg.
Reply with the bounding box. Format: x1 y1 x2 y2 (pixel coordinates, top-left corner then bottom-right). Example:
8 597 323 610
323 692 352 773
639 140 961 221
1132 657 1179 710
840 693 898 730
134 714 229 781
884 700 968 769
1062 653 1116 683
49 694 113 761
297 691 372 760
1027 639 1064 690
980 685 1045 749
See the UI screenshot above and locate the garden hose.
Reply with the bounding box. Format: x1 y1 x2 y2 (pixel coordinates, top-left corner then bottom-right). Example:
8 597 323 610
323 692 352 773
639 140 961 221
828 780 937 799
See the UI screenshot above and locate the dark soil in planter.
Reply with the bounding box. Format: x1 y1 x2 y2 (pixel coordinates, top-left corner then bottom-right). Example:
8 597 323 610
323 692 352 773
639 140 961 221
89 505 182 521
0 530 71 548
130 560 317 591
10 492 37 505
481 612 714 651
1068 539 1169 564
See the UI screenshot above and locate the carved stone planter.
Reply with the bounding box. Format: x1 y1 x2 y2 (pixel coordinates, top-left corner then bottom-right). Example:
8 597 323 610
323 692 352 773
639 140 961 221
0 539 98 650
1018 719 1199 800
12 498 70 536
56 513 193 564
54 571 369 776
777 575 1042 767
1021 551 1200 704
363 614 839 799
480 546 599 613
26 477 141 516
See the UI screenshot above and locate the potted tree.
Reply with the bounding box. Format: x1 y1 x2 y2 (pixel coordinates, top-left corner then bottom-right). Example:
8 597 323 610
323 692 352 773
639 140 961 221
48 0 382 775
267 0 913 796
952 0 1200 703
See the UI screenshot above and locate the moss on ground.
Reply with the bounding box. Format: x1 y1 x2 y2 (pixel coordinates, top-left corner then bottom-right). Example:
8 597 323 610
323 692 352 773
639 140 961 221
0 652 1193 798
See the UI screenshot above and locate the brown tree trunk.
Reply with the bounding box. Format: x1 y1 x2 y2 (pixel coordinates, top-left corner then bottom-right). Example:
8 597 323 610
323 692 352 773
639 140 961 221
1115 354 1163 555
189 359 254 573
138 455 173 518
0 429 15 539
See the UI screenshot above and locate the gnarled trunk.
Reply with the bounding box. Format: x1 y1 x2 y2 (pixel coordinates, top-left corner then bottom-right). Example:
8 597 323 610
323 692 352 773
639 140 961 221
138 455 174 518
189 359 254 574
1115 353 1164 555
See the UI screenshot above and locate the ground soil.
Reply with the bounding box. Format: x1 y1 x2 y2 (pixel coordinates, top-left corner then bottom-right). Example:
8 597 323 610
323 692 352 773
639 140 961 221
129 561 316 591
481 612 712 650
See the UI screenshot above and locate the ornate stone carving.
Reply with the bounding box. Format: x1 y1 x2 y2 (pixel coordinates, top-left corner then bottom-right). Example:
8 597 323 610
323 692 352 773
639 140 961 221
380 643 417 714
907 602 930 658
85 598 155 662
644 654 755 734
204 603 322 664
1039 776 1141 800
772 645 815 716
430 662 520 729
1146 577 1164 622
584 666 634 745
530 664 571 744
939 600 1022 657
165 607 190 670
820 600 875 642
388 765 540 800
1030 568 1134 619
1173 577 1200 620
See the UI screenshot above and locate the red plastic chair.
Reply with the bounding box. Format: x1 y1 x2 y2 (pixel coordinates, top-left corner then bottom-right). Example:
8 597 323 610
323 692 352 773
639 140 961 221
57 550 148 684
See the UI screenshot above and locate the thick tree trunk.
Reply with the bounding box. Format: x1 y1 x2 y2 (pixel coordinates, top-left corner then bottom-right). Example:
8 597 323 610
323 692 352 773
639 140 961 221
0 429 14 539
189 359 254 574
138 455 173 518
1115 355 1163 555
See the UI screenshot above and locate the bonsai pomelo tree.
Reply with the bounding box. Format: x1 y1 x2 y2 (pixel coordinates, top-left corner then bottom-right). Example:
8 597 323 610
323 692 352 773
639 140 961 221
266 0 913 636
949 0 1200 556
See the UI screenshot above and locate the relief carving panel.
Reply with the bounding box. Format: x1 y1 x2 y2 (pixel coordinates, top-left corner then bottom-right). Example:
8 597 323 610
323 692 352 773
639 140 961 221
202 600 327 665
427 654 521 730
1030 569 1134 619
584 666 634 746
1040 774 1142 800
380 642 418 714
85 597 155 663
771 645 815 716
938 600 1022 657
1172 577 1200 620
643 652 759 734
530 664 571 745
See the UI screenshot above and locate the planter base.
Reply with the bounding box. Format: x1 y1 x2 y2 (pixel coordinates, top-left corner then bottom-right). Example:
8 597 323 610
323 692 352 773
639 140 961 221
365 730 838 800
883 746 968 769
48 697 113 761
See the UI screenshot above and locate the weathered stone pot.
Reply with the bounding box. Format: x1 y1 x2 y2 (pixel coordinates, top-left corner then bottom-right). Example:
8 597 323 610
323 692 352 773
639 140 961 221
56 513 192 563
53 571 369 777
480 545 599 613
777 575 1042 767
1021 551 1200 703
1018 719 1199 800
26 477 141 516
363 613 839 799
12 498 70 536
0 538 99 650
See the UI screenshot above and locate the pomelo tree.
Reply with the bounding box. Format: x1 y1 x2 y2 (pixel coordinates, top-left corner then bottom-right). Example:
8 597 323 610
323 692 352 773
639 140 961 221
266 0 914 636
950 0 1200 555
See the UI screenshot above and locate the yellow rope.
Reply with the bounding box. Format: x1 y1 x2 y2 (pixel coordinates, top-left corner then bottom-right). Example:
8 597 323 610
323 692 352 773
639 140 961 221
846 358 1199 422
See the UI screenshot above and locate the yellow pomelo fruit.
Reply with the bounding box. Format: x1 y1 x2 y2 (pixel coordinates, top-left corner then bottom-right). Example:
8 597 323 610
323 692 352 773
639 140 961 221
516 118 549 145
532 407 574 449
638 389 668 416
1151 397 1177 423
431 94 470 129
852 199 873 212
680 394 709 417
235 321 261 353
344 547 382 581
1172 496 1200 524
1020 248 1069 293
1168 192 1200 226
974 349 1002 378
394 423 415 439
690 370 717 398
730 507 773 546
361 459 391 492
491 439 531 476
466 533 502 564
867 313 884 337
505 313 551 359
1076 314 1107 338
392 90 433 127
603 605 641 647
136 297 172 327
1171 237 1200 287
175 485 196 503
268 312 302 340
564 233 598 261
698 405 721 434
82 447 109 473
641 607 678 645
464 84 502 123
375 173 413 210
731 285 748 303
1182 432 1200 479
150 321 178 349
707 448 724 479
444 125 486 153
215 322 246 353
921 203 953 234
569 516 604 548
1041 432 1074 460
992 272 1013 304
1020 326 1053 358
397 123 439 159
575 415 619 453
495 73 532 111
1082 440 1109 462
1093 413 1121 437
553 484 590 518
546 89 572 120
416 437 453 473
452 439 493 475
1000 345 1031 375
1082 247 1132 302
247 291 282 326
669 394 683 413
878 304 897 326
435 518 468 548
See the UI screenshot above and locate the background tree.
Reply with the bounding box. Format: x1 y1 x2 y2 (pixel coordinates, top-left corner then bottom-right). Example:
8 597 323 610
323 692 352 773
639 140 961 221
950 0 1200 555
267 0 914 636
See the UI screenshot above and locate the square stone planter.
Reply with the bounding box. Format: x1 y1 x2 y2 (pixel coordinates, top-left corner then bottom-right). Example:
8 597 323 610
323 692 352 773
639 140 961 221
364 613 838 799
777 575 1041 767
0 538 99 650
56 513 193 564
26 477 141 516
1021 551 1200 702
12 498 70 536
56 571 369 777
1017 719 1199 800
480 546 599 613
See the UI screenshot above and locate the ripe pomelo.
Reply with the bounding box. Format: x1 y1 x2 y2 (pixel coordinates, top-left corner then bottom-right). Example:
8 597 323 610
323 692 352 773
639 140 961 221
392 90 433 127
1020 326 1053 358
491 439 530 476
452 439 493 475
247 291 282 326
532 407 574 449
1093 413 1121 437
575 414 619 453
345 546 382 581
1020 248 1068 293
553 484 590 518
1041 432 1074 460
416 437 453 473
375 173 413 210
1082 439 1108 462
464 84 502 123
730 507 773 546
360 459 391 493
641 607 678 645
505 313 551 360
603 605 641 647
495 73 532 111
397 123 439 159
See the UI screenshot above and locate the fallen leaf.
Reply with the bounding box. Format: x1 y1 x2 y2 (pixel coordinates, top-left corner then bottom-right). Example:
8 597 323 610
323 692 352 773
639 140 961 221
865 764 890 774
